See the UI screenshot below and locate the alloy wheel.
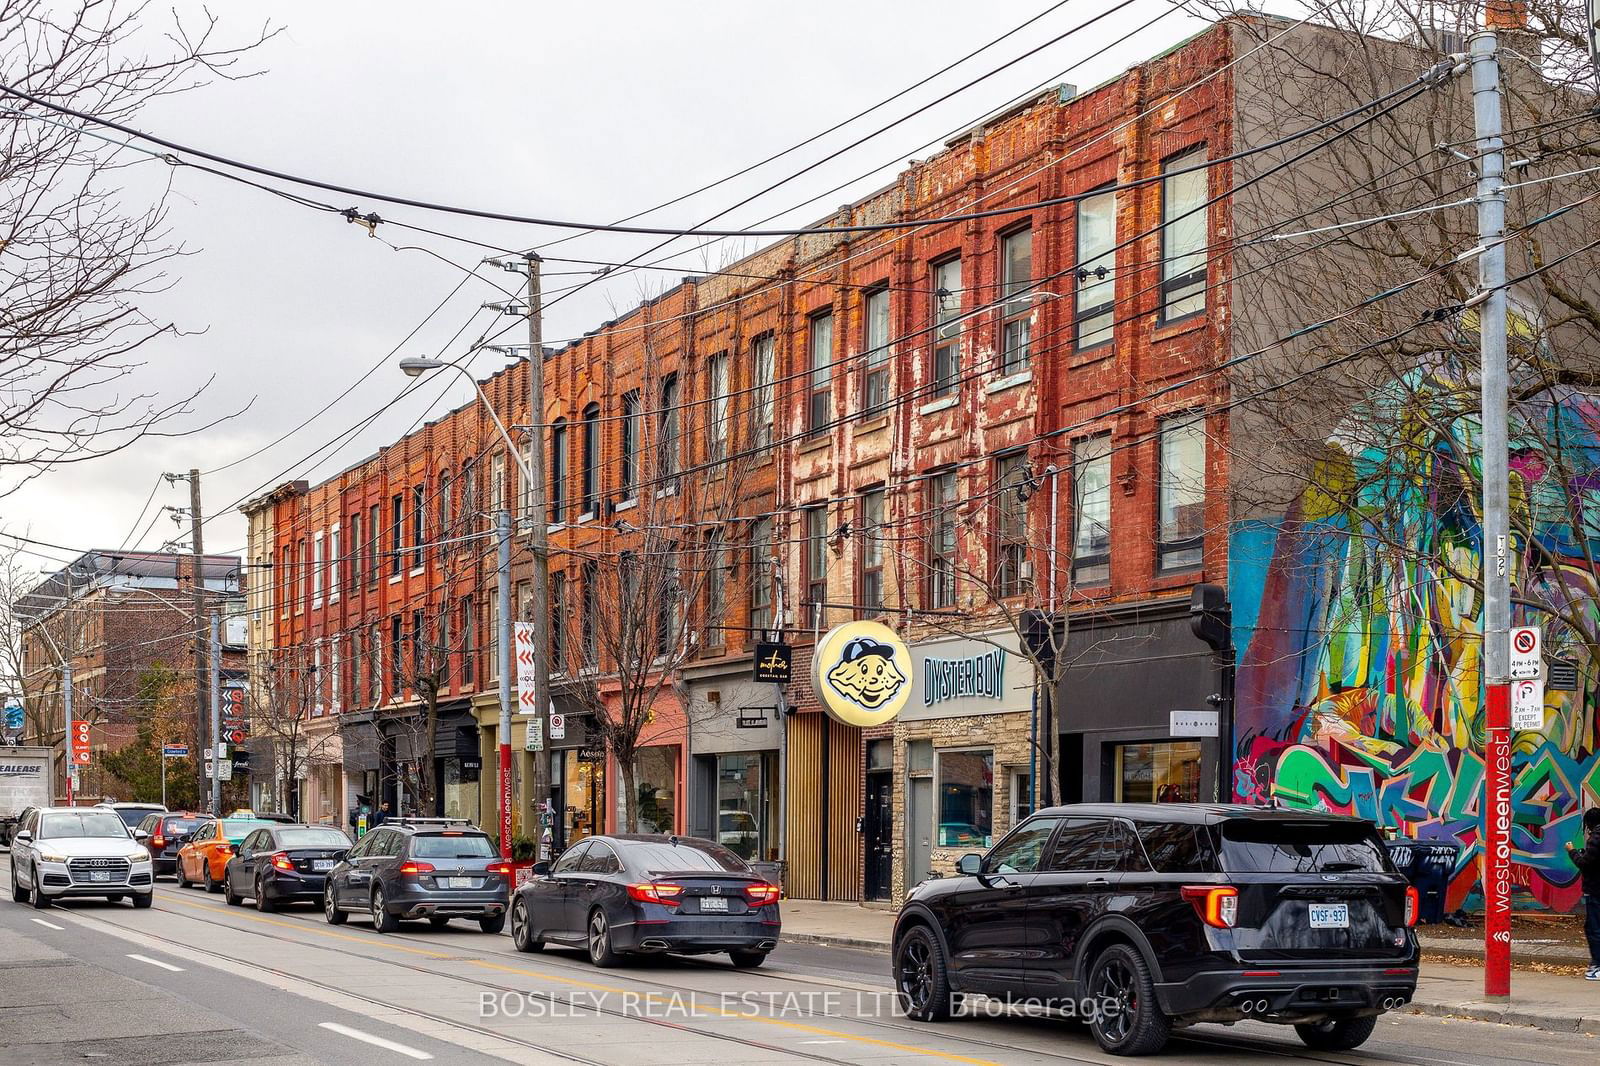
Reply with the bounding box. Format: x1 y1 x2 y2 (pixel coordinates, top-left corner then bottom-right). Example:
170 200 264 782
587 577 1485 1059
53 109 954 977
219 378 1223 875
898 937 933 1012
1094 956 1136 1044
589 911 607 961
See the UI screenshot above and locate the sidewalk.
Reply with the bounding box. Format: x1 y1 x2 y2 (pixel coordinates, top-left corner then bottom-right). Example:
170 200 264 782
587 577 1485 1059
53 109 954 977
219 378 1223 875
778 900 1600 1035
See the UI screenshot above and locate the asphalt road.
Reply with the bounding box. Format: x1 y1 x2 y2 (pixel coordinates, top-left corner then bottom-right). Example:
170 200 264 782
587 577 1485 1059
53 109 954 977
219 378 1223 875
1 857 1594 1065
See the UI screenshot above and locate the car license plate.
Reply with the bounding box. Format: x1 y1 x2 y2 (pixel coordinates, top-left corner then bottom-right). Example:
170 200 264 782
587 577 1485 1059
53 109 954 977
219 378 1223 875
313 859 333 871
446 877 475 889
700 896 729 912
1309 903 1349 929
90 871 111 882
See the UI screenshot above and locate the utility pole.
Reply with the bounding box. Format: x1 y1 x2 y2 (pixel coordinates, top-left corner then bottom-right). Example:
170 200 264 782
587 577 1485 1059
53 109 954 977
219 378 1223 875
521 253 553 844
61 660 74 806
209 611 222 816
1470 28 1512 1002
187 469 209 809
495 509 514 858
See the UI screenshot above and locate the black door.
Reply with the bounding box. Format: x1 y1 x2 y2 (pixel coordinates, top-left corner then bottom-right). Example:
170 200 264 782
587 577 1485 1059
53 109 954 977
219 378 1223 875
864 770 893 901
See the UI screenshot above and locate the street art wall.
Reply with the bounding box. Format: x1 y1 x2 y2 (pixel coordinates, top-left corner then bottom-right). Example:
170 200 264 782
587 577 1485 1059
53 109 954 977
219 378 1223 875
1230 377 1600 912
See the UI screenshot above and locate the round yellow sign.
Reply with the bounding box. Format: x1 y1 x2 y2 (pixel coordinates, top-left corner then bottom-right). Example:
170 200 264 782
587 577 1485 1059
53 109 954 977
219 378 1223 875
812 621 913 727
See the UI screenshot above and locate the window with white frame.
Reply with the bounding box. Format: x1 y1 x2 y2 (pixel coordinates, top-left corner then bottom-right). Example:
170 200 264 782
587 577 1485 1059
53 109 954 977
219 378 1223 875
1160 146 1208 321
931 258 962 395
1075 189 1116 349
861 288 891 413
751 334 775 449
1073 434 1112 584
707 353 729 460
1158 416 1206 571
999 227 1033 373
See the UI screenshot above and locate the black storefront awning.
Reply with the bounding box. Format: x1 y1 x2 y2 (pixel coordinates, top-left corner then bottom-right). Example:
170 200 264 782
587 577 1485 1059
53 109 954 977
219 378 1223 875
340 713 379 773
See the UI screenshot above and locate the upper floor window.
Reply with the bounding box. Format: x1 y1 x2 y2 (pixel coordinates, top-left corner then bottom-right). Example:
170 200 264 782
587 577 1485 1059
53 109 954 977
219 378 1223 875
1072 434 1112 585
312 533 324 603
992 452 1031 597
367 504 380 586
437 471 451 540
550 419 567 522
390 494 403 576
491 452 506 515
329 526 341 599
1158 416 1206 571
857 487 884 615
581 403 601 518
999 227 1033 373
807 311 833 436
1160 147 1208 322
411 484 424 569
749 516 773 636
658 373 680 485
550 570 567 672
926 470 957 608
519 444 534 526
861 288 891 414
581 561 599 667
1075 189 1116 350
804 505 829 628
707 353 730 460
704 534 727 648
751 334 775 449
346 512 360 595
931 258 962 395
620 391 641 500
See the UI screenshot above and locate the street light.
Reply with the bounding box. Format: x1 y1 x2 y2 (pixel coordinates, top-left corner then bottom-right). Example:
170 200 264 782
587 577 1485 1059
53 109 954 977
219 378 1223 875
397 353 534 857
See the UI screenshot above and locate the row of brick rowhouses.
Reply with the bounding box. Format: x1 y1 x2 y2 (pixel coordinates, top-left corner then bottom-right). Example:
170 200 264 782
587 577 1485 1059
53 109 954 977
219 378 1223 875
240 12 1547 903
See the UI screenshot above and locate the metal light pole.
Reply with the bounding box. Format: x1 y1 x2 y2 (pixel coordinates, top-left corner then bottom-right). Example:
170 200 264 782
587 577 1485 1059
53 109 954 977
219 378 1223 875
1470 28 1512 1001
495 509 514 858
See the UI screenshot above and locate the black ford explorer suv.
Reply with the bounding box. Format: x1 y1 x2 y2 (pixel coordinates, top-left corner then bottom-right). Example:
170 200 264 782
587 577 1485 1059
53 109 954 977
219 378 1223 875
892 804 1419 1056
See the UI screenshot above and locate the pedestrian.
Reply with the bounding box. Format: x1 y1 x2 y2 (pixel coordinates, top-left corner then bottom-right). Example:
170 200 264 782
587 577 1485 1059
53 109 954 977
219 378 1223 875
1568 807 1600 981
373 801 390 827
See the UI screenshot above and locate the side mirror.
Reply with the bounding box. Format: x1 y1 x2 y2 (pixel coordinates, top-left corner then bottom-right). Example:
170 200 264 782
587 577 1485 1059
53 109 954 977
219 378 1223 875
956 853 984 877
134 829 149 843
531 860 551 876
14 830 32 845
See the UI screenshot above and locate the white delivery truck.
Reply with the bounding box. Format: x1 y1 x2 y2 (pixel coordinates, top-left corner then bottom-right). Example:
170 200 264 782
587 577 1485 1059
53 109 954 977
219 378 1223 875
0 747 55 846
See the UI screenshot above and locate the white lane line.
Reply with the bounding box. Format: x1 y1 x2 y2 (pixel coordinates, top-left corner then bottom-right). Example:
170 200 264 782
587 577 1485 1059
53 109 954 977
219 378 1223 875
29 918 64 931
127 953 185 972
317 1022 433 1060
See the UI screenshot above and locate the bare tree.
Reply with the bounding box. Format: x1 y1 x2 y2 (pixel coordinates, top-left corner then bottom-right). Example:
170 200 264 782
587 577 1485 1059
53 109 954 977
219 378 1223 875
252 643 339 818
0 1 273 494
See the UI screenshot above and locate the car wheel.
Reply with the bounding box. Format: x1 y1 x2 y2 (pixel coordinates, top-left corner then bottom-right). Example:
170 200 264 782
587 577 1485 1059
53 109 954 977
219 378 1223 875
132 892 153 910
255 877 276 913
324 884 348 925
1087 943 1170 1056
30 882 51 909
479 913 506 935
371 887 398 933
223 874 242 907
511 897 544 953
894 925 952 1022
587 908 622 967
11 864 28 903
429 916 450 929
175 860 189 889
1295 1016 1378 1051
203 865 220 894
728 950 767 969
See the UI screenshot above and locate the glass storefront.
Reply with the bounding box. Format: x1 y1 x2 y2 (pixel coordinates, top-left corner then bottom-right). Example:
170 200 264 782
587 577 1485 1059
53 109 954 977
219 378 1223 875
714 752 777 861
635 746 677 834
440 757 480 821
562 750 606 843
936 749 994 848
1114 740 1203 803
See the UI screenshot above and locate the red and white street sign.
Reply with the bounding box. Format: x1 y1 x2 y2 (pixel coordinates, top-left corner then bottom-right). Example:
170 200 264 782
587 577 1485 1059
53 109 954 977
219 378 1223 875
1509 625 1541 680
70 720 92 765
514 621 538 710
1511 678 1545 731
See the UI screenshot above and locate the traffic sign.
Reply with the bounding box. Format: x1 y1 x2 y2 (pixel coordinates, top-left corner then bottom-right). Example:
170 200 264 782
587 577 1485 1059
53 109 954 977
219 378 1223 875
549 713 566 740
70 719 92 764
1511 678 1545 731
523 717 544 752
1509 625 1541 680
162 743 189 758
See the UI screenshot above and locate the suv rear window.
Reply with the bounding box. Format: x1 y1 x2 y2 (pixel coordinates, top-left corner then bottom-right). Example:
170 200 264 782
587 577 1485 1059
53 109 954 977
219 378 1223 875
1136 822 1217 873
1219 819 1390 874
411 833 497 859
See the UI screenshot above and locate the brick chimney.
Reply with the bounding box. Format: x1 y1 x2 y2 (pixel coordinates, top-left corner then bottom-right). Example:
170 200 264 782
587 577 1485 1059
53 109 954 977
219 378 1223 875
1484 1 1527 31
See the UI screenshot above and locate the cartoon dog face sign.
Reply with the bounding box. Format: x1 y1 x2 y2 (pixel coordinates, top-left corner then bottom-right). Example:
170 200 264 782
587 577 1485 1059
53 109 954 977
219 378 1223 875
813 621 914 726
826 638 907 710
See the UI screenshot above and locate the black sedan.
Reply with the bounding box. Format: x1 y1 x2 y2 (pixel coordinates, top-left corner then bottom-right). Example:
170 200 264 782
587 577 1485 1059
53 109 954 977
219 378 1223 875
223 824 351 911
510 834 781 968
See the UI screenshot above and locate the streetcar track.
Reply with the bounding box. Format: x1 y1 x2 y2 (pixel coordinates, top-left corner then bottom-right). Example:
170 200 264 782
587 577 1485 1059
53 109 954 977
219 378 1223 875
139 880 1437 1066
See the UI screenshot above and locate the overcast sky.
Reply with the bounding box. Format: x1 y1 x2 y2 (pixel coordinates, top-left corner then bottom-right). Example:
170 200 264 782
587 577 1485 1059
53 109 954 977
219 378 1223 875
6 0 1215 577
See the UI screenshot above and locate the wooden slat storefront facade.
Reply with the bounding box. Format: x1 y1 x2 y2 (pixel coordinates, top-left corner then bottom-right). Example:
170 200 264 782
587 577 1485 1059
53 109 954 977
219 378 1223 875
783 711 863 901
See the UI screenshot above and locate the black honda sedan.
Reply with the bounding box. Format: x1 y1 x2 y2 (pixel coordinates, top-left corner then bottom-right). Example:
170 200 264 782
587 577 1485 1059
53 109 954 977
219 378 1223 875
510 834 781 968
222 824 351 911
892 804 1419 1057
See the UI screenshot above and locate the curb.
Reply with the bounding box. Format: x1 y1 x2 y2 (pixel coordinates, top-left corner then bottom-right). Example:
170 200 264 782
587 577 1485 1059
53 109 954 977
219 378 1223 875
781 932 891 953
1404 998 1600 1035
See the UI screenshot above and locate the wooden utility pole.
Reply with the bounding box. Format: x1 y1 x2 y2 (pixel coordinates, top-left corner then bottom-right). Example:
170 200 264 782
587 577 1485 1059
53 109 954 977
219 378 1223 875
188 468 209 809
522 253 553 859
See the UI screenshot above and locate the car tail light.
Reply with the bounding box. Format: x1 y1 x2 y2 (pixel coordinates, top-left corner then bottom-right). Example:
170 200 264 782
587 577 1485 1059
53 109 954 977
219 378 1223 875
744 882 780 906
1404 885 1419 928
1181 885 1239 929
271 852 295 872
398 861 436 877
627 882 683 906
487 862 512 878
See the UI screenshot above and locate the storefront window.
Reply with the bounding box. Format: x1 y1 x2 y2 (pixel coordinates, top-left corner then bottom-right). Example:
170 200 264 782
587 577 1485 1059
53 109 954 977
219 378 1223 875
1114 741 1202 803
714 752 776 861
563 750 605 843
441 758 479 821
635 746 677 834
936 749 993 848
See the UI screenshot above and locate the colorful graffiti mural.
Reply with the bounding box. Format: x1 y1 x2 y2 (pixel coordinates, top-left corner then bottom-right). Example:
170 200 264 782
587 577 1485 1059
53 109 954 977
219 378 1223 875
1230 378 1600 912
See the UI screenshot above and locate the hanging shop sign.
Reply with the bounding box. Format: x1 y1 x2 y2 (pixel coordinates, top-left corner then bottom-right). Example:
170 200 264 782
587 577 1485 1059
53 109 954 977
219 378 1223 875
753 642 793 684
812 621 912 727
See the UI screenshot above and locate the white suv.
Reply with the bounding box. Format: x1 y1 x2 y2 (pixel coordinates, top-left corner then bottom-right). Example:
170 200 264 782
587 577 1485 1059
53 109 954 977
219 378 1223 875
8 806 154 908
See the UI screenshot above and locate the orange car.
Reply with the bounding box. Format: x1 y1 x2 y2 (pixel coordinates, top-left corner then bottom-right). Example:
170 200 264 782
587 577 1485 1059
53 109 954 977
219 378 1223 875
176 817 275 893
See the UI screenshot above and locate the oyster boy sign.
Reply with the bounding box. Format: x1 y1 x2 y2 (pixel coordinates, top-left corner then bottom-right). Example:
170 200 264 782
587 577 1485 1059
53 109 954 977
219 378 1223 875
812 621 913 727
